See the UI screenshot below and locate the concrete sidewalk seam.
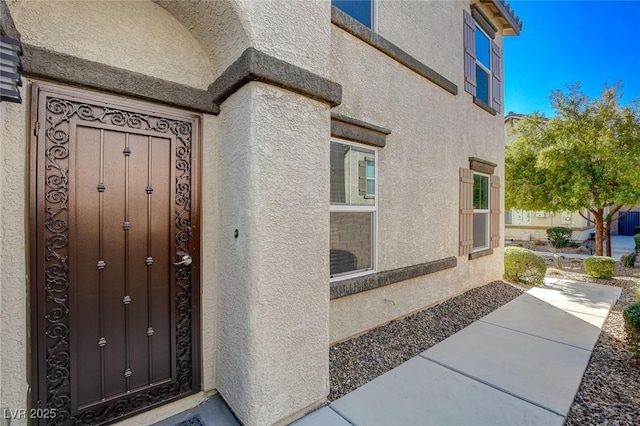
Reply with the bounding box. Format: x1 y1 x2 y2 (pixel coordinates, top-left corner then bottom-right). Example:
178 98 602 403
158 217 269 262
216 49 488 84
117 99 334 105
477 318 594 352
328 404 358 426
419 354 568 419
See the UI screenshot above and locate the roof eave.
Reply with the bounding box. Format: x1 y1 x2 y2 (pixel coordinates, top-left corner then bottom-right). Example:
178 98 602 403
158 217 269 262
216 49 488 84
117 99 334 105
480 0 523 36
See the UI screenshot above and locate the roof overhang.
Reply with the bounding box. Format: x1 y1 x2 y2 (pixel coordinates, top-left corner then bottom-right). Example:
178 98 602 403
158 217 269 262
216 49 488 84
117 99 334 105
480 0 522 36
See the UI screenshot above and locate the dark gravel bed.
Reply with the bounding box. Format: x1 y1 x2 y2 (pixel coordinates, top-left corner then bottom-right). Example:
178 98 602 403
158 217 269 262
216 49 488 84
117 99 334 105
566 278 640 426
329 281 524 401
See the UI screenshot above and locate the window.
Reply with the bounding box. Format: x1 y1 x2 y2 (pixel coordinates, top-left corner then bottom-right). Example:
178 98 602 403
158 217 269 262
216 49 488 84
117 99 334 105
473 173 490 250
459 160 500 257
505 209 531 225
474 26 491 105
463 8 502 112
330 140 377 279
332 0 376 30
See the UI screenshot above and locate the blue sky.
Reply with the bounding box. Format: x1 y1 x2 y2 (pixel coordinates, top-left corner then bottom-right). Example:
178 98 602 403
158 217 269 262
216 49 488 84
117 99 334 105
504 1 640 117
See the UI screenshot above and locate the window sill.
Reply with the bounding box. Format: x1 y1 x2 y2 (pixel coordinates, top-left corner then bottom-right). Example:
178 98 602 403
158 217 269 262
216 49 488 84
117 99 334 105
469 248 493 260
473 97 497 116
330 256 457 300
330 269 376 283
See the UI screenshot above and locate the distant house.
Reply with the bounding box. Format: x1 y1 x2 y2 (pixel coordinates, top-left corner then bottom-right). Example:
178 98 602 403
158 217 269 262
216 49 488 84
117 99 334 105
504 112 595 242
1 1 521 425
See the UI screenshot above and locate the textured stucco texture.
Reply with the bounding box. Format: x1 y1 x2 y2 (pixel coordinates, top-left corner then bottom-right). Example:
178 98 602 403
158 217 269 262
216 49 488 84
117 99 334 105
9 0 214 89
328 0 506 343
0 85 29 425
1 0 513 425
214 82 330 426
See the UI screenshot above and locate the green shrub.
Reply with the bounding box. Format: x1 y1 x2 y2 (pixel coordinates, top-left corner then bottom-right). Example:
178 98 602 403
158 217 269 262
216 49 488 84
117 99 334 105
546 226 573 248
634 233 640 250
622 251 637 268
623 302 640 358
504 247 547 285
583 256 616 279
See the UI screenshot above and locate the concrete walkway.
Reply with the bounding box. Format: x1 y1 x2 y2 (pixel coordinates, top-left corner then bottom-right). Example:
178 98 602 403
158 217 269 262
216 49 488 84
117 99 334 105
294 278 621 426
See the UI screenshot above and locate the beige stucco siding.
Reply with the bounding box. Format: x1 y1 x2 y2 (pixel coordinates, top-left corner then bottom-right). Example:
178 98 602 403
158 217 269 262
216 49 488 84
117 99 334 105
329 1 506 342
214 81 330 426
2 0 514 424
377 0 462 86
9 0 215 89
0 85 29 424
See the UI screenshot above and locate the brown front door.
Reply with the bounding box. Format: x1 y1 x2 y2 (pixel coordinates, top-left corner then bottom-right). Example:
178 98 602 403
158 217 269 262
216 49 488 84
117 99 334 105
30 83 201 425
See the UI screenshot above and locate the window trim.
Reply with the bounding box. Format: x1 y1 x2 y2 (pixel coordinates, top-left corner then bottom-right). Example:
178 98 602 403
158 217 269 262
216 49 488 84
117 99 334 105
473 172 491 252
330 138 378 282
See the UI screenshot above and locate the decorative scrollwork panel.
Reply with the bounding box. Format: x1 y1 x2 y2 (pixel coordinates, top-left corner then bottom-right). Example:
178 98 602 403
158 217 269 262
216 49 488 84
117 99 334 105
35 87 199 426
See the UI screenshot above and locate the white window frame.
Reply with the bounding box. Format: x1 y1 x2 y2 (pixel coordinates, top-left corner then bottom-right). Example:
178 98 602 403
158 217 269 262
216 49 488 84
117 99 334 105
473 172 490 252
474 24 492 106
372 0 378 32
330 138 378 282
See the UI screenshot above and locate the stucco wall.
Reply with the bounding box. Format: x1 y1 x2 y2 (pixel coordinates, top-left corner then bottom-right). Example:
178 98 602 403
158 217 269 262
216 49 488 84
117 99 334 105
214 81 330 426
9 0 214 89
329 0 507 342
2 1 222 422
0 86 29 424
377 0 461 86
239 0 331 80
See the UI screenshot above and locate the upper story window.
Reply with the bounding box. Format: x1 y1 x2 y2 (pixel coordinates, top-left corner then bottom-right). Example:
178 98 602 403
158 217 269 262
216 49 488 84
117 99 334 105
330 139 377 280
474 26 491 105
463 7 502 113
332 0 376 30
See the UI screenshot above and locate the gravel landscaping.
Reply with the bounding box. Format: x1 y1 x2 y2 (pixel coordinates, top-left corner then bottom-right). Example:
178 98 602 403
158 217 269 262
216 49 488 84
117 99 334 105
329 259 640 424
329 281 524 401
561 267 640 425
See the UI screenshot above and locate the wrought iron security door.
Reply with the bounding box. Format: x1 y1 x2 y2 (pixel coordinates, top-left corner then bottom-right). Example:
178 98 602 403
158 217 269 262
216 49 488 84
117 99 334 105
30 83 201 425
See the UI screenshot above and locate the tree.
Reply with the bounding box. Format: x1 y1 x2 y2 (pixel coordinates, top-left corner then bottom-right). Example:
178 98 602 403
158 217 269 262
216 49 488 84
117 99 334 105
506 84 640 256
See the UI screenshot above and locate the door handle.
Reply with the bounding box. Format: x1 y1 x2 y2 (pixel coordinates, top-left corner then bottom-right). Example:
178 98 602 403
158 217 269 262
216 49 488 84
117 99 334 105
173 254 192 266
